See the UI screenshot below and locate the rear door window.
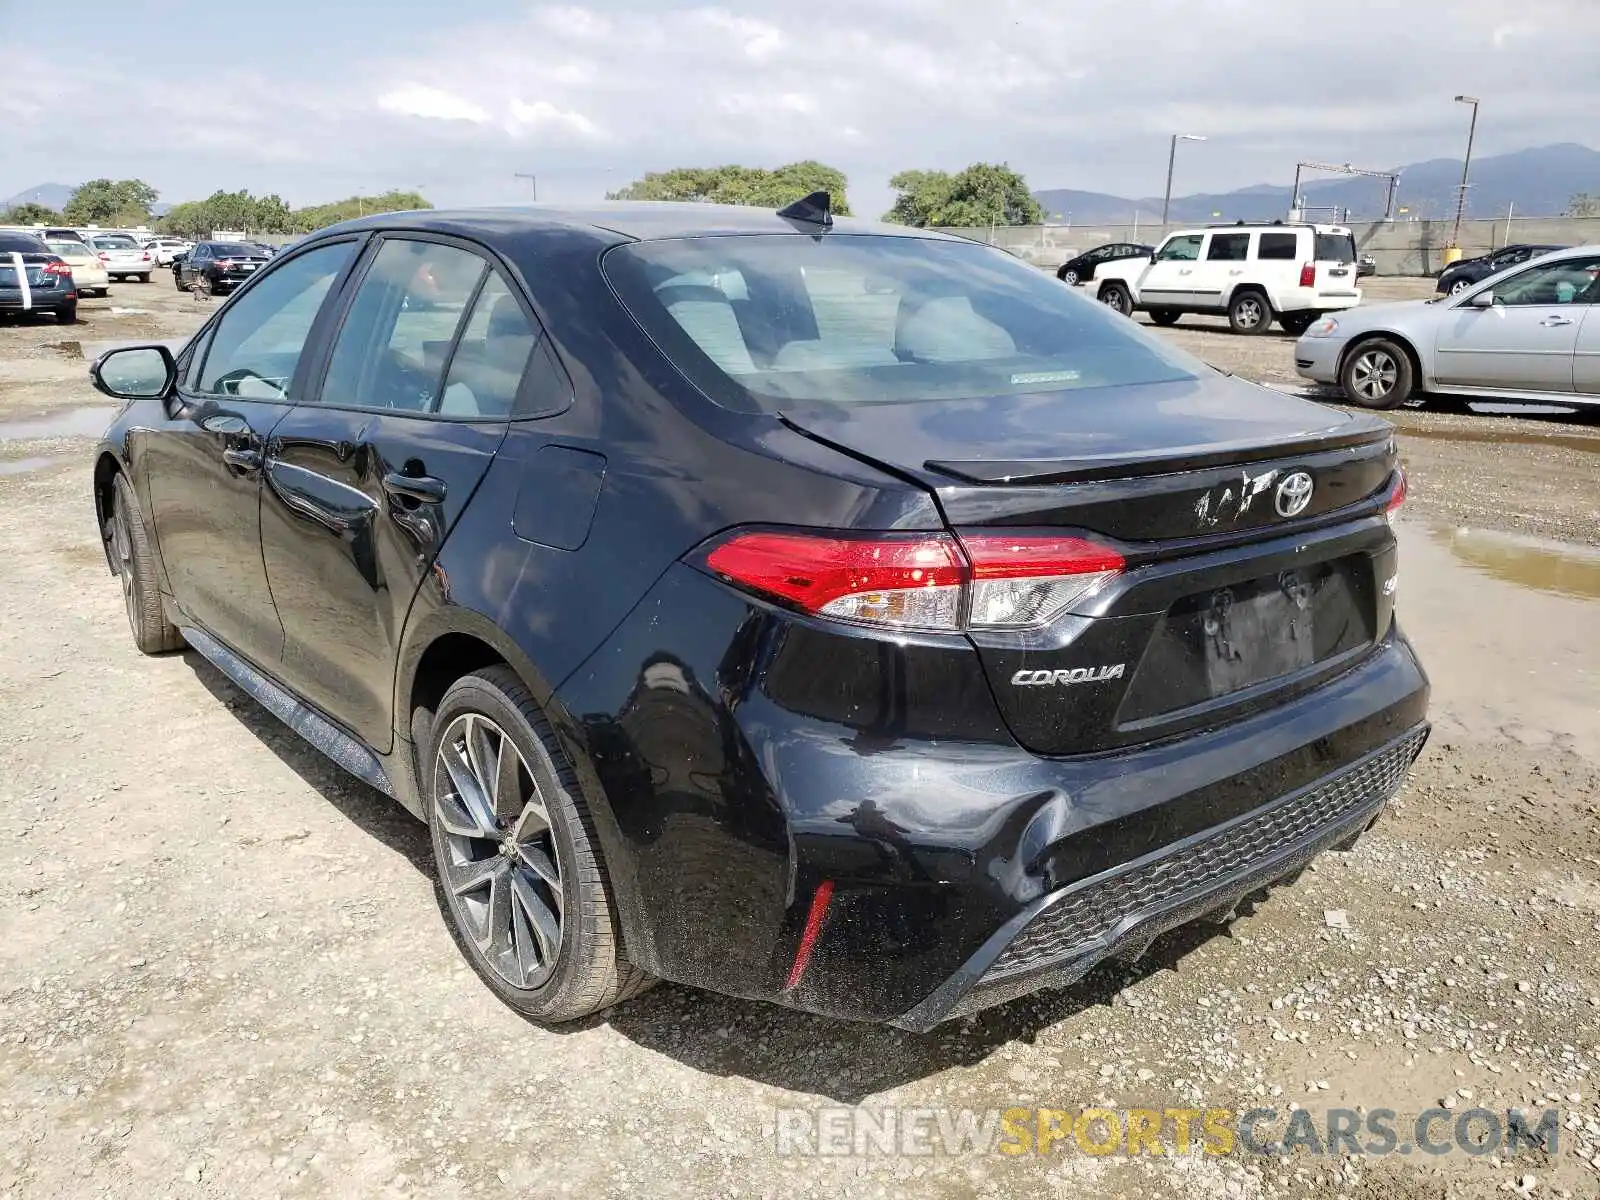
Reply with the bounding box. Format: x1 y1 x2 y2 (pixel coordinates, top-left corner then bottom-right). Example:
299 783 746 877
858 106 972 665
1206 233 1251 261
317 238 488 414
1258 233 1299 260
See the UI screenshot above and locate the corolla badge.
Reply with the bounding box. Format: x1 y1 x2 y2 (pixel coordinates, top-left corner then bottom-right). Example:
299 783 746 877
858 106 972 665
1011 665 1125 687
1273 471 1315 518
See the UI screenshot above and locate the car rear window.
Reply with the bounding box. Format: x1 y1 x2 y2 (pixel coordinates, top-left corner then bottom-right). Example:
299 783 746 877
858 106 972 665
210 243 257 257
46 242 91 258
604 234 1207 411
0 233 49 253
1314 233 1356 264
90 235 139 249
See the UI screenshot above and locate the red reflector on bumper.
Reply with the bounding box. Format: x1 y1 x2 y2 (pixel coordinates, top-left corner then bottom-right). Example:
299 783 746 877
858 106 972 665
784 879 835 990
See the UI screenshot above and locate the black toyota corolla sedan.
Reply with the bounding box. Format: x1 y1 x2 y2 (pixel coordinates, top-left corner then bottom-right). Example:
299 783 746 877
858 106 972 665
87 197 1428 1028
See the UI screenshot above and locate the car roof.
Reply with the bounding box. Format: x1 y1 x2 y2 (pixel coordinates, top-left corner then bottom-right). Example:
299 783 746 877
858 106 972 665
314 202 960 245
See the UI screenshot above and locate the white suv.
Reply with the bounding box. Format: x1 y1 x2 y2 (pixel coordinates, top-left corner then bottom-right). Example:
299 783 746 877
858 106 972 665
1093 222 1363 335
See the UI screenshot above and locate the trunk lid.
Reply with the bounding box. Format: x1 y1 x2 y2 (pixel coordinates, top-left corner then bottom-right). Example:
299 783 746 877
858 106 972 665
782 374 1401 756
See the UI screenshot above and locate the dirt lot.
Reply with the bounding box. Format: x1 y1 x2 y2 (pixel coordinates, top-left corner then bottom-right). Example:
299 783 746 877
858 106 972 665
1 279 1597 1200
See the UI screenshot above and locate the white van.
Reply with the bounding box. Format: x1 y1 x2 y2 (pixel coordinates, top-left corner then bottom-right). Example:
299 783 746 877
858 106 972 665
1093 222 1363 335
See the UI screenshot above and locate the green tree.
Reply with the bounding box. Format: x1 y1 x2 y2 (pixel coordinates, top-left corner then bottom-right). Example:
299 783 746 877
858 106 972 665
63 178 160 225
1 201 60 225
607 162 852 215
292 190 432 232
882 163 1043 228
1567 193 1600 217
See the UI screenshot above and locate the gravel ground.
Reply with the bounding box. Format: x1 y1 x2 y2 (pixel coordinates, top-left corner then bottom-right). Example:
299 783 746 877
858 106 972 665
0 278 1596 1199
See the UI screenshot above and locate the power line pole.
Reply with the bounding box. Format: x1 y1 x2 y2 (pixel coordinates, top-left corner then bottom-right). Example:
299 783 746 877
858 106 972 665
1450 95 1480 249
514 172 538 201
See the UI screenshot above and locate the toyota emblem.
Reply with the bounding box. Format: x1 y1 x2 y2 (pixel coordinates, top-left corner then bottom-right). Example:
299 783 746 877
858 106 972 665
1274 471 1314 518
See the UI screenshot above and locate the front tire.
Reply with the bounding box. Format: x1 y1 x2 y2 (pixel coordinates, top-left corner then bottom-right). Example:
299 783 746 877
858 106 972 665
1058 267 1079 286
109 473 184 654
1099 282 1133 316
1449 278 1472 296
1340 337 1415 410
1227 290 1273 335
427 667 653 1023
1279 311 1318 336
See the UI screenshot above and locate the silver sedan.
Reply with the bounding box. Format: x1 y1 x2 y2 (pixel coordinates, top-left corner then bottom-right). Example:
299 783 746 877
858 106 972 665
1295 245 1600 409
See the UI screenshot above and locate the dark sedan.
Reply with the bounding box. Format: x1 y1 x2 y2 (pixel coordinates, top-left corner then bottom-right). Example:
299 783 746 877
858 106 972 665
0 231 77 322
1056 241 1154 285
172 241 271 294
1436 243 1567 296
87 197 1428 1028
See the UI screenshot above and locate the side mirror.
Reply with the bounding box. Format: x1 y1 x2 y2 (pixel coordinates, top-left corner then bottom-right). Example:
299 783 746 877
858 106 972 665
172 251 188 263
1150 252 1159 264
1468 289 1496 308
91 345 176 400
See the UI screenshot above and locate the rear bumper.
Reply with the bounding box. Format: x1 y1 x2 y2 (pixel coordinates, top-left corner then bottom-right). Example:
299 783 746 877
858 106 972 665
893 721 1426 1029
558 558 1431 1025
0 286 74 311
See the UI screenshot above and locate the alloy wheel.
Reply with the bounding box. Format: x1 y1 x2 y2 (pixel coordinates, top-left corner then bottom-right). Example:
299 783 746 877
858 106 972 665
1450 279 1471 295
433 712 563 991
1234 297 1265 329
111 502 139 634
1350 349 1398 402
1062 269 1078 285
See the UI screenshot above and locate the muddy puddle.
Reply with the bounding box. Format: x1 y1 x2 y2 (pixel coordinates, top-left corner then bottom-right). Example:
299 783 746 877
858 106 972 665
1399 423 1600 455
1436 525 1600 601
0 456 66 478
0 406 116 442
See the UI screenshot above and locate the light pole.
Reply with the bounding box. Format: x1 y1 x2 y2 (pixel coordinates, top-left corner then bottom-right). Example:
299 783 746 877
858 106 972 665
1162 134 1206 231
514 172 538 201
1449 95 1479 249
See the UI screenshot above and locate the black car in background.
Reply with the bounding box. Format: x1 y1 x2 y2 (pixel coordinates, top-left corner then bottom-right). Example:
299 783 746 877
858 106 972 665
0 231 77 322
172 241 272 294
1056 241 1154 285
88 199 1428 1028
1435 243 1567 296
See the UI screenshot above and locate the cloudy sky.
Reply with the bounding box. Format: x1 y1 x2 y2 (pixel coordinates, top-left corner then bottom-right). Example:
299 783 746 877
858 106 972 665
3 0 1598 217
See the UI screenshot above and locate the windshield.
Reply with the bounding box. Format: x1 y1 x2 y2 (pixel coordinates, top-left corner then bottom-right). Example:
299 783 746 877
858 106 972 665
90 235 139 249
604 234 1207 411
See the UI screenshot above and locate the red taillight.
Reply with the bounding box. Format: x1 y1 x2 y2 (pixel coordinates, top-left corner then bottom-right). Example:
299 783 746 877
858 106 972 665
703 529 1124 632
141 251 151 261
1384 467 1407 523
217 259 232 269
42 261 72 277
97 252 110 261
1299 262 1316 288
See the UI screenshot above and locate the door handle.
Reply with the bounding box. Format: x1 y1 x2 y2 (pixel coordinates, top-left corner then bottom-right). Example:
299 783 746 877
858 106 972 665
221 447 263 472
382 471 447 504
1178 268 1193 275
1540 315 1573 327
1228 269 1244 276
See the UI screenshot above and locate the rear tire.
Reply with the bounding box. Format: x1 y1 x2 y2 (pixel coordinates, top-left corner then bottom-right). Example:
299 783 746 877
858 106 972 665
137 273 150 284
173 270 185 290
109 473 184 654
427 667 654 1023
1340 337 1414 410
208 278 224 296
1148 309 1181 326
56 302 77 324
1279 311 1318 336
1099 282 1133 317
1227 289 1273 335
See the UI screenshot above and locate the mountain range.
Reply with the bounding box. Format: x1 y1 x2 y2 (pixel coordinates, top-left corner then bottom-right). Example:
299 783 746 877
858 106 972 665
1036 143 1600 225
2 182 76 212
